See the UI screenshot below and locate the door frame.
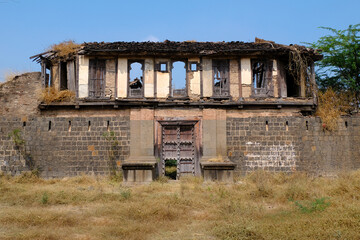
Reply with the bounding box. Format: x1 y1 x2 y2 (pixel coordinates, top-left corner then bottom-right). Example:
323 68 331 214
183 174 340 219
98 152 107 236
155 117 202 178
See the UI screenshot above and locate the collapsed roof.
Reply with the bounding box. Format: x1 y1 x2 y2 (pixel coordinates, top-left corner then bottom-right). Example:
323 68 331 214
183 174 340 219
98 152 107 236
30 38 322 63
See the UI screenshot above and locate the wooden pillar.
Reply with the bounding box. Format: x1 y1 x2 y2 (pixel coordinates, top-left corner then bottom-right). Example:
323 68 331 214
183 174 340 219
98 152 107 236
41 62 46 88
310 62 317 104
300 66 306 97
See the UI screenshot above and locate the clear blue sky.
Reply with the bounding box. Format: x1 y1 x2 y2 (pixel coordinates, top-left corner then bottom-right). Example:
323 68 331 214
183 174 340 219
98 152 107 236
0 0 359 82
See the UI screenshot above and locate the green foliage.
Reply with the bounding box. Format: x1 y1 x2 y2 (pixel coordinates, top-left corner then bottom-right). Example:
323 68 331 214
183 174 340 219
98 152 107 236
120 189 131 200
292 197 330 213
309 24 360 100
41 192 49 204
8 129 25 147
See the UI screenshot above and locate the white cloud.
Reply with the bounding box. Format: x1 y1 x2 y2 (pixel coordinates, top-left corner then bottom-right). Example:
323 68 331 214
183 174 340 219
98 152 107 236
143 35 160 42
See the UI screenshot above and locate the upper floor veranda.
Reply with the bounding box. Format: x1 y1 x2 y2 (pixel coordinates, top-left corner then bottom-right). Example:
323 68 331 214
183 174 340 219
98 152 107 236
31 39 322 111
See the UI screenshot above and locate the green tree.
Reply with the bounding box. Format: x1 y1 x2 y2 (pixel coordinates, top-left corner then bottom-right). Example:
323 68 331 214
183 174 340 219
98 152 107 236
310 24 360 99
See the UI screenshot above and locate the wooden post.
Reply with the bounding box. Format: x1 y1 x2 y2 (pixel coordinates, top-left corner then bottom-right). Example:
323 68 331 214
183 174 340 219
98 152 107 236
41 62 46 88
310 62 318 104
300 66 306 97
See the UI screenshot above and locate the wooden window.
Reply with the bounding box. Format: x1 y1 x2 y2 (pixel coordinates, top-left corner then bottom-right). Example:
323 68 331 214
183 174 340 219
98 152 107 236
213 60 229 97
251 59 273 97
88 59 106 98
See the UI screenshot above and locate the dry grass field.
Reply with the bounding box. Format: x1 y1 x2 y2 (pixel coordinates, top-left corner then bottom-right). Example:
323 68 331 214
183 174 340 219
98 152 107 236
1 171 360 240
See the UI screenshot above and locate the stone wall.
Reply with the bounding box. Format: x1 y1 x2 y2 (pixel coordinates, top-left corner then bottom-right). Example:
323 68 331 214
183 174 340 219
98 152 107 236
0 116 130 177
0 72 42 117
227 115 360 176
1 113 360 178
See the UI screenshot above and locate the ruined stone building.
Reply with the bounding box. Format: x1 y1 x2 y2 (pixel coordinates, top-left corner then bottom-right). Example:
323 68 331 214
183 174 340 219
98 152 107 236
1 39 360 182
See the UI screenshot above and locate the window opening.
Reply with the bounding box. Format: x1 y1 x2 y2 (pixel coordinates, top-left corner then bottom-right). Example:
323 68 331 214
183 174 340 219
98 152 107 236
89 59 106 98
68 121 71 132
22 122 26 128
88 121 91 131
48 121 52 131
213 60 229 97
60 61 68 90
128 61 144 97
107 120 110 132
306 121 309 131
45 67 51 87
345 121 348 128
160 62 168 72
251 59 273 97
189 62 198 72
282 60 301 97
171 61 187 97
286 121 289 131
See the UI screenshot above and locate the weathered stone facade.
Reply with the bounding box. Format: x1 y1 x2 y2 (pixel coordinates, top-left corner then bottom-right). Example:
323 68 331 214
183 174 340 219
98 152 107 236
3 40 356 180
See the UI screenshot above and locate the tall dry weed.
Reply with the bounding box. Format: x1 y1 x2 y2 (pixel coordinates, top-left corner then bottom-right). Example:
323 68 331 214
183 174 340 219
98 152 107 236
40 87 75 104
316 88 353 131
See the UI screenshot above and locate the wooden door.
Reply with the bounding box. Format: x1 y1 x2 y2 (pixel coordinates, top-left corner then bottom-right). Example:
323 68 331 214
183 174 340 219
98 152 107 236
161 125 195 179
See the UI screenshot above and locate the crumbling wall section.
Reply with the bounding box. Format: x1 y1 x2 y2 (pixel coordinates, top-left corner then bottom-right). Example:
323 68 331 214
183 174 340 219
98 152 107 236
0 72 42 117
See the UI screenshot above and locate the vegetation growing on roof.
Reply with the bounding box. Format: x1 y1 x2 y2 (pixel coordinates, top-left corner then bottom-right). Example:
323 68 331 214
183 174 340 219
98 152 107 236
40 87 75 104
50 40 81 58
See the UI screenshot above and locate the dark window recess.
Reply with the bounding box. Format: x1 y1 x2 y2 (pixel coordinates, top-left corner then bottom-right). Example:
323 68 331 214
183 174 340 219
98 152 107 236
251 59 273 97
171 61 187 97
281 60 301 97
60 61 68 90
128 61 144 98
213 60 229 97
48 121 52 131
88 59 106 98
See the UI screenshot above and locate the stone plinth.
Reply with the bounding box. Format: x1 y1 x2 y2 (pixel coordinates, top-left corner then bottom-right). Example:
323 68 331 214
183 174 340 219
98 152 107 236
201 161 236 182
122 158 157 184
